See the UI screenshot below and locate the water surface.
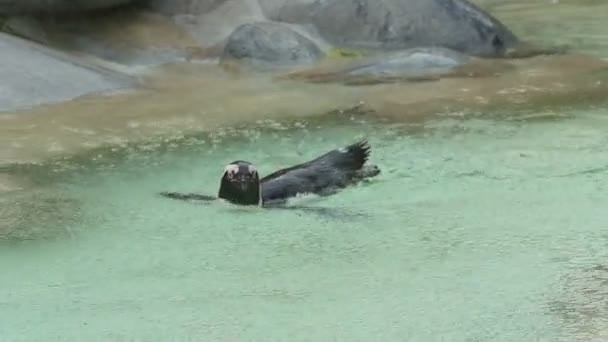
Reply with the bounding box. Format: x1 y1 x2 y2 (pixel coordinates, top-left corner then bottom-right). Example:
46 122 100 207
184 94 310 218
3 108 608 341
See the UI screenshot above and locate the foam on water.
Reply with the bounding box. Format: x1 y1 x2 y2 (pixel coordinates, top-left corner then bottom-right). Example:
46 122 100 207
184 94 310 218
2 109 608 341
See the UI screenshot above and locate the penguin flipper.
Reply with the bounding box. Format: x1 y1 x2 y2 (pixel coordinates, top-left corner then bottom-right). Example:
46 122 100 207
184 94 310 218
159 192 217 202
261 140 374 184
260 140 379 202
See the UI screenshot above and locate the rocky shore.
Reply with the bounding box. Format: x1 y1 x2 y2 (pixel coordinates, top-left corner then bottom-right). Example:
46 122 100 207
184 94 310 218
0 0 567 112
0 0 607 189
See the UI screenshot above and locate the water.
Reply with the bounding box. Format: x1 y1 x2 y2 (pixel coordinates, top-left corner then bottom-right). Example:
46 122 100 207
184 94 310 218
478 0 608 59
2 1 608 341
2 108 608 341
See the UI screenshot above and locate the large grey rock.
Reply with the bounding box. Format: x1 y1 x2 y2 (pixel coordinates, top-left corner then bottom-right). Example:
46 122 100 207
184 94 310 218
0 33 133 112
166 0 266 49
265 0 520 58
0 0 133 14
3 11 200 67
145 0 228 15
222 22 324 69
258 0 316 20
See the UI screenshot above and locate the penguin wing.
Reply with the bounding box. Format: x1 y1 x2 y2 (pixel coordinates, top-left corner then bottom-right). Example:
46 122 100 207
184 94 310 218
260 140 377 203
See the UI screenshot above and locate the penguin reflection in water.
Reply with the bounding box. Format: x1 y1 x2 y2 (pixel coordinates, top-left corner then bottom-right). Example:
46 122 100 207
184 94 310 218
160 140 381 208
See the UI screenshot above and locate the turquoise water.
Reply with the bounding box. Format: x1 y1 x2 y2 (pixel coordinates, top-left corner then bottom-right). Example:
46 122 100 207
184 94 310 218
3 108 608 340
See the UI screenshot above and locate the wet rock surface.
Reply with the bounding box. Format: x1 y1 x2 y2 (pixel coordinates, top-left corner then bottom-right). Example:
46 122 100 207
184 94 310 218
346 48 472 77
283 47 477 84
222 22 324 69
268 0 520 58
163 0 267 50
3 10 200 67
0 0 133 14
145 0 228 15
0 32 133 112
0 0 528 113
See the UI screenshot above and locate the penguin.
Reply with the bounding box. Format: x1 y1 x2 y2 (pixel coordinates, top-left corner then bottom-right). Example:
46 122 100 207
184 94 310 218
160 140 380 207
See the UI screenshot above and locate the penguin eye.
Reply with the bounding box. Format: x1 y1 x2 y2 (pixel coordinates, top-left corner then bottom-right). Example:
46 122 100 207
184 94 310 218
224 164 240 179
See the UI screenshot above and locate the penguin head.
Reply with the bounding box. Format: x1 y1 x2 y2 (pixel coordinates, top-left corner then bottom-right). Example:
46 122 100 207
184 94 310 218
218 160 261 206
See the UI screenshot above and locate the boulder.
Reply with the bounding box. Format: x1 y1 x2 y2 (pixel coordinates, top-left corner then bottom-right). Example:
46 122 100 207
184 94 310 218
222 22 324 69
164 0 266 50
258 0 316 21
264 0 520 58
0 0 133 14
145 0 228 15
3 11 200 67
0 32 133 112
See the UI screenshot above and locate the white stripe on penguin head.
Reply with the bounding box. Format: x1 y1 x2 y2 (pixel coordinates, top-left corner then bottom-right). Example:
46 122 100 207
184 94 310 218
224 164 240 178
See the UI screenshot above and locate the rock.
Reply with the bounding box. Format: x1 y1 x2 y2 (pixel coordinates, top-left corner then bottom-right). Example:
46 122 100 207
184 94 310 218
222 22 324 69
145 0 228 15
3 11 201 67
345 48 473 80
266 0 520 58
1 16 49 44
0 0 133 14
282 47 478 84
258 0 316 21
356 53 608 121
0 32 133 112
167 0 266 50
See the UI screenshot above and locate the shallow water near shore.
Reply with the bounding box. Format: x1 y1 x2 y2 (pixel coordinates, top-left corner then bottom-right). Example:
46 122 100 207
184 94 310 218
3 107 608 340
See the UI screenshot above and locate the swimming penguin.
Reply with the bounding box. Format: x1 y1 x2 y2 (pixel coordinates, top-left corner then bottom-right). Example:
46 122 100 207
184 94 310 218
160 140 381 207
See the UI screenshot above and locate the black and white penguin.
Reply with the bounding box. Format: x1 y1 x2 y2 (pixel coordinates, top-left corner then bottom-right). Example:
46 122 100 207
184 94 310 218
160 140 380 207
